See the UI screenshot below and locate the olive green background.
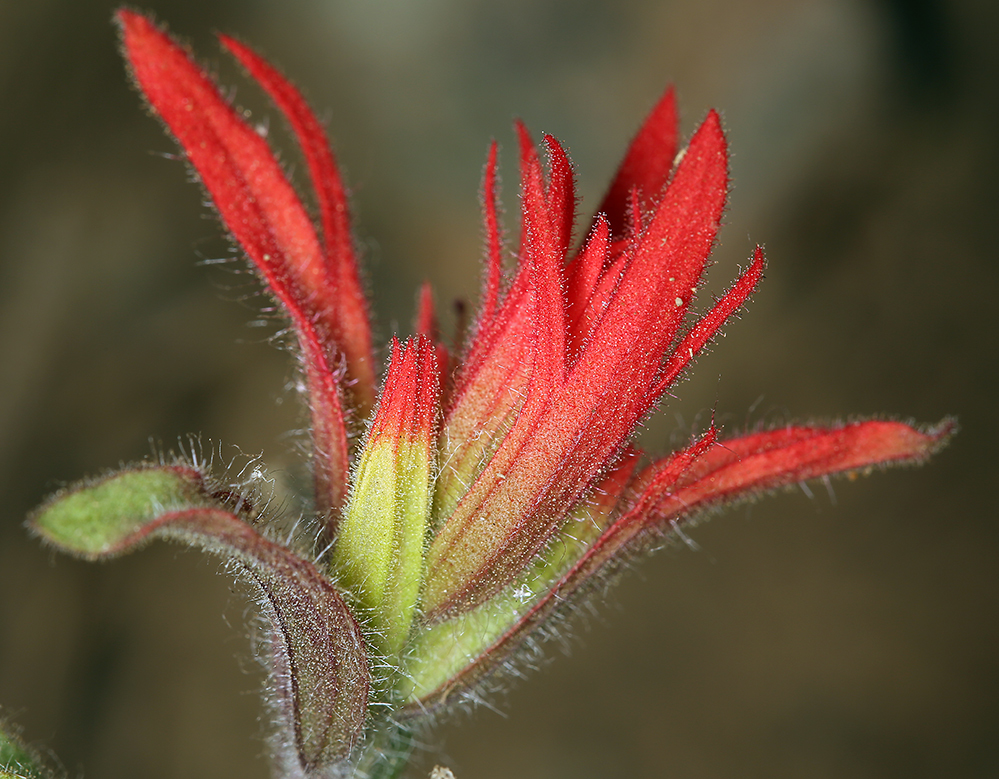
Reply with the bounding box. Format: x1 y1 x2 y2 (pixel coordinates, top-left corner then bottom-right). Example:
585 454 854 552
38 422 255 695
0 0 995 777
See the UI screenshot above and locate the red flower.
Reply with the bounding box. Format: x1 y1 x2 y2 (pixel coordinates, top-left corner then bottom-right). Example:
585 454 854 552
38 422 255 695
31 10 953 777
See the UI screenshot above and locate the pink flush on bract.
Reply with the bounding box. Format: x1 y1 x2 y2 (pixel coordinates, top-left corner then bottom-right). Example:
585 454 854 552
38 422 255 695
30 9 953 778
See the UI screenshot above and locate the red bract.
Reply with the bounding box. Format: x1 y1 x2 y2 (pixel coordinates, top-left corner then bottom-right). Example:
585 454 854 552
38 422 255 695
118 11 374 523
31 10 953 777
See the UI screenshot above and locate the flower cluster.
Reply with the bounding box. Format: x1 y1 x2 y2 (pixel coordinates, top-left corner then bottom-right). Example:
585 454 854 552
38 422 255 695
28 10 951 779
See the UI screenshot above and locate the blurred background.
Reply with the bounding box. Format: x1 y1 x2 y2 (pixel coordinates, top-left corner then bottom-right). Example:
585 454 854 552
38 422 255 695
0 0 995 777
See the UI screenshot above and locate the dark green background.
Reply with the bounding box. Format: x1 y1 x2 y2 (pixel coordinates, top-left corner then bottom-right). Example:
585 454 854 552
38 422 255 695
0 1 995 777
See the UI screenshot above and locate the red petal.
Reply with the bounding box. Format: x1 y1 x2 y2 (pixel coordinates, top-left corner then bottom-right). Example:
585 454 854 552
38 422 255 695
423 113 729 619
415 281 438 339
543 133 576 255
597 85 679 236
117 11 351 520
643 419 956 514
119 12 325 337
521 133 567 394
654 245 766 397
219 34 376 412
565 214 611 356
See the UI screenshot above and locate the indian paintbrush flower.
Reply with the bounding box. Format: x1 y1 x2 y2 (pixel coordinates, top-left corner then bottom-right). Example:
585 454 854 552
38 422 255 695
28 10 953 779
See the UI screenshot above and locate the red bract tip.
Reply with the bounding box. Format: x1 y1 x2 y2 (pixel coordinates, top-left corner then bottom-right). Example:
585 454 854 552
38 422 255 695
368 336 441 445
645 418 956 512
655 245 767 396
598 84 679 236
565 213 611 357
415 282 438 340
542 133 576 255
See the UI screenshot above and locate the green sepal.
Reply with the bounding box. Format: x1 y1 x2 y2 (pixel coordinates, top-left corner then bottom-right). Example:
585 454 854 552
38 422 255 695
335 439 432 657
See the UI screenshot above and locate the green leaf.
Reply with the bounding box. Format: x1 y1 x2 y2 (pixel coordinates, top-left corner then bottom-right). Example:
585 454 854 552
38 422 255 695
31 465 210 557
30 465 371 771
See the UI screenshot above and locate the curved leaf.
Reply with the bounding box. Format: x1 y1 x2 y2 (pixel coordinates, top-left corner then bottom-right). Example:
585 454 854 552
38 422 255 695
30 466 370 772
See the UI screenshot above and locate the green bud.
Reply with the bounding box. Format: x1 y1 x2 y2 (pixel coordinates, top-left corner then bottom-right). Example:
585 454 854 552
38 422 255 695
333 338 440 657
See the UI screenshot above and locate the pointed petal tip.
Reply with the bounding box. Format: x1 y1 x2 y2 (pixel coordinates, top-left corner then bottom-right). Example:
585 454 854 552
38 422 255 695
415 281 438 339
216 33 253 65
478 139 504 328
542 131 571 161
215 31 238 49
832 416 956 470
115 9 172 57
597 83 679 234
114 7 140 27
909 415 958 459
693 108 726 153
115 9 157 61
514 119 538 165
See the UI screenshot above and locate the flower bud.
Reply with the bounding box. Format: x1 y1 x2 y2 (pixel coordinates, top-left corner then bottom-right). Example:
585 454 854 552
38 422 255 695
332 337 441 656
